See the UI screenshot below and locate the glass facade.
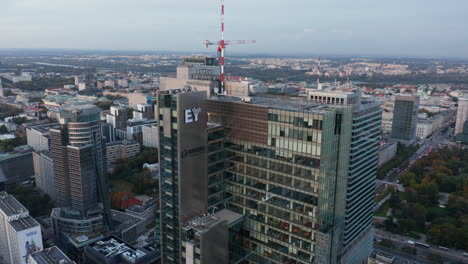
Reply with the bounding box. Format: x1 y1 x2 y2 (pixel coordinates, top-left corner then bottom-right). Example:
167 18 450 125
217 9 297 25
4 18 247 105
215 104 353 264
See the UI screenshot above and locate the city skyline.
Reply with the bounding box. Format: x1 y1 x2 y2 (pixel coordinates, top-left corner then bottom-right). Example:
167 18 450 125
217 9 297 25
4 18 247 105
1 0 468 58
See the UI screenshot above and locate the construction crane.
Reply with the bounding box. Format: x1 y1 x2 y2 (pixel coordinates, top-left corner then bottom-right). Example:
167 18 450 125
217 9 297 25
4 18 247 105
204 0 256 94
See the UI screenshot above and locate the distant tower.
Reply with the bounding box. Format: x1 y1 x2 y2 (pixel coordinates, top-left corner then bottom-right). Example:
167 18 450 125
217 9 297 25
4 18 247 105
0 79 4 98
391 95 420 145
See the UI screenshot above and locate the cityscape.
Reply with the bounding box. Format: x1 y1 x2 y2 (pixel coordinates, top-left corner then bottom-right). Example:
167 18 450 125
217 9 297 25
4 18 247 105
0 1 467 264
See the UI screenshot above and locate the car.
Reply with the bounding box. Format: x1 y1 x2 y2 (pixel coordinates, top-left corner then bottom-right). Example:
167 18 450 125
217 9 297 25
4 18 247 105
407 240 415 245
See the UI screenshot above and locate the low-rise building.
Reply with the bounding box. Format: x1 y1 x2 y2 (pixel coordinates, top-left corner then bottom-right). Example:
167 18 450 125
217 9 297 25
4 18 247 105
106 141 140 172
28 246 75 264
378 142 398 167
84 236 160 264
125 199 158 228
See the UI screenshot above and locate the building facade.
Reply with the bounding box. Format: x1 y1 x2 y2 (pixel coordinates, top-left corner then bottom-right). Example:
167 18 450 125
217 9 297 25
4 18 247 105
156 86 382 263
142 124 159 149
49 105 111 240
33 151 55 200
105 140 140 172
391 95 420 145
0 192 43 264
455 96 468 135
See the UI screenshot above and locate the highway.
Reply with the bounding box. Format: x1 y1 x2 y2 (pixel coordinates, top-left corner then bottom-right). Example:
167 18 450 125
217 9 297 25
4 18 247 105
375 229 468 263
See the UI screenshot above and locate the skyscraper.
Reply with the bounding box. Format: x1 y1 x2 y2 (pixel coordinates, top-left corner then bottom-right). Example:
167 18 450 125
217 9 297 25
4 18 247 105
156 88 208 263
49 105 110 240
156 85 381 263
391 95 420 145
308 89 382 263
455 96 468 135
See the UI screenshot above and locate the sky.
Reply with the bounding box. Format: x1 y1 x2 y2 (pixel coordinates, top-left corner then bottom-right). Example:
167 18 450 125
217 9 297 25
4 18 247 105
1 0 468 58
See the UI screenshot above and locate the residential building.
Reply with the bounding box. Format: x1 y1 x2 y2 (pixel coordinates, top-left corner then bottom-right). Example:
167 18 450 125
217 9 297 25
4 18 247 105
26 124 60 152
33 151 55 200
391 95 420 145
106 106 127 130
101 123 116 143
0 192 43 264
0 122 18 133
106 140 140 172
49 105 111 243
120 119 157 144
142 124 159 148
28 246 75 264
455 96 468 135
133 104 154 120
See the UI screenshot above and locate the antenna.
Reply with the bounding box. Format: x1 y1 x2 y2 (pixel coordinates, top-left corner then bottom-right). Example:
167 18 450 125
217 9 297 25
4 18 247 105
220 0 225 93
317 57 321 84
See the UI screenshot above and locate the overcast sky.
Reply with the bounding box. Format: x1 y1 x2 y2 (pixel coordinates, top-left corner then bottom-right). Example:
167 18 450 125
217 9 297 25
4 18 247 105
1 0 467 57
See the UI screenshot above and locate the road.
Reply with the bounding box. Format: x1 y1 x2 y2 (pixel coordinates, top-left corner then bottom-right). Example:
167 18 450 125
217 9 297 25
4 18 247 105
374 245 437 264
375 228 468 263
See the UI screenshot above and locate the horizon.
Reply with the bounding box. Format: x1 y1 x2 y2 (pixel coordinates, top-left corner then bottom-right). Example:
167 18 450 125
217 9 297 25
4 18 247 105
1 0 468 58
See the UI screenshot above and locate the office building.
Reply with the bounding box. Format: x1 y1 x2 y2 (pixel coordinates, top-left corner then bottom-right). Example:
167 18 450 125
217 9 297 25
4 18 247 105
142 124 159 148
160 56 250 97
33 151 55 200
455 96 468 135
106 140 140 172
416 120 433 139
0 192 43 264
157 86 380 263
106 106 127 130
391 95 420 145
28 246 75 264
49 105 111 241
0 147 34 188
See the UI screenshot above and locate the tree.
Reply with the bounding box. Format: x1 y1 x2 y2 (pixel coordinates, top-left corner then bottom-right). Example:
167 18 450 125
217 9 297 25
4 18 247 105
400 172 417 187
0 125 8 134
389 192 401 209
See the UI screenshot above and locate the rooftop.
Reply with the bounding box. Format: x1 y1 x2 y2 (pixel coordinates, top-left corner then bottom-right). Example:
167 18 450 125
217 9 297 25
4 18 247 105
0 192 40 232
185 209 243 235
126 198 157 214
30 246 75 264
208 95 349 114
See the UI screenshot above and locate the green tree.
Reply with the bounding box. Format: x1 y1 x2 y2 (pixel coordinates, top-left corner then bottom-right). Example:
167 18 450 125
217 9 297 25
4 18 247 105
0 125 8 134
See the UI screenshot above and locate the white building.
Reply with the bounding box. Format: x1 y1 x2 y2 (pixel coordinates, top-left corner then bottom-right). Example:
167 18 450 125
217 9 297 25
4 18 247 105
29 246 75 264
78 83 86 91
26 126 54 152
378 142 397 167
33 152 55 200
0 192 43 264
0 122 18 133
416 120 433 139
142 124 159 148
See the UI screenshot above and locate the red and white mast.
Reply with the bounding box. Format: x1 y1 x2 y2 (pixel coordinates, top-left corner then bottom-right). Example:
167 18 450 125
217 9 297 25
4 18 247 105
220 0 226 93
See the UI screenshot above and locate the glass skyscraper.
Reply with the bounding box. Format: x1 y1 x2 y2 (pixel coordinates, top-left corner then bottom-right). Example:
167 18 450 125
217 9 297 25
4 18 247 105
157 88 381 263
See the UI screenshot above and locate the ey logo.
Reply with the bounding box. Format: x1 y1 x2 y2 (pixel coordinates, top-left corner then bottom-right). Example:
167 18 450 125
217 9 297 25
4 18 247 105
185 107 201 123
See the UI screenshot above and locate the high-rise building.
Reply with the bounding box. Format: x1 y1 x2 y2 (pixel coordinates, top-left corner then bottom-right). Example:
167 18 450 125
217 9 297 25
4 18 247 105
156 86 381 263
33 151 55 200
157 89 208 263
391 95 420 145
0 192 43 264
133 104 154 120
455 96 468 135
308 89 382 262
49 105 111 240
